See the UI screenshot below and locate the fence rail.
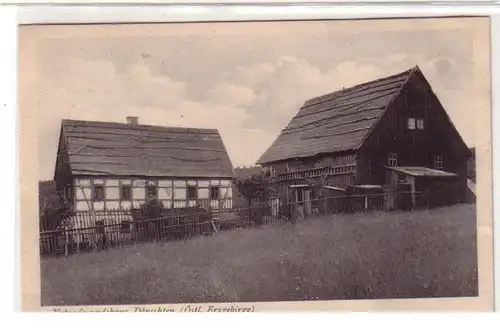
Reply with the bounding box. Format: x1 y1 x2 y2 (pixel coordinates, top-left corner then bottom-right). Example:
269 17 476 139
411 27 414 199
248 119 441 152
40 191 437 257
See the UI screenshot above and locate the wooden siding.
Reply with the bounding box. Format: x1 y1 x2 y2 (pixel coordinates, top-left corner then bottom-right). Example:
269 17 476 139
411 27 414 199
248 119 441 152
268 153 357 189
357 72 469 194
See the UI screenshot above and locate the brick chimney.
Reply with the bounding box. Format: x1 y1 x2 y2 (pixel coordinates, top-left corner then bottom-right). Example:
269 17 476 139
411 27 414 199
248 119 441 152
126 116 139 126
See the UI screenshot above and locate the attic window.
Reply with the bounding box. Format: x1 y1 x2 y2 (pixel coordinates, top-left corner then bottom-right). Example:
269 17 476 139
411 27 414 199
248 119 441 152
388 153 398 167
434 155 443 169
407 118 416 130
417 119 425 130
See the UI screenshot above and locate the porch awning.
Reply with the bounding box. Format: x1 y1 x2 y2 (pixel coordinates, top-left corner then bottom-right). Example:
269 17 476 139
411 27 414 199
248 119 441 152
324 185 346 192
386 166 458 177
289 184 309 188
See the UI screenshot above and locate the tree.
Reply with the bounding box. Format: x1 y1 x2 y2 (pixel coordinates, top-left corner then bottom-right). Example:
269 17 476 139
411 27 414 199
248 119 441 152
39 181 73 232
38 181 74 255
233 168 276 207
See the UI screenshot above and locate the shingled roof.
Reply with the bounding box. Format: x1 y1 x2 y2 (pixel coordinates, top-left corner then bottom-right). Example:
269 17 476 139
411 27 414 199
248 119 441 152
58 119 235 178
257 66 419 164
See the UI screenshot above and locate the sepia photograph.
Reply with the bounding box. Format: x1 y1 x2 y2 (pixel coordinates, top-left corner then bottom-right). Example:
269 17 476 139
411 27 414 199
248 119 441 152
18 16 493 311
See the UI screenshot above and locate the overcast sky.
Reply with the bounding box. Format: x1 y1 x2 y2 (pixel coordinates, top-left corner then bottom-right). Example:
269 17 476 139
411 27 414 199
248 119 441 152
19 18 489 181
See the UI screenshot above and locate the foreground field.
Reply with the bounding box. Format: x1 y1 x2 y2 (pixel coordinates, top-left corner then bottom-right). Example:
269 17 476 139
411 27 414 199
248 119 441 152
41 204 478 306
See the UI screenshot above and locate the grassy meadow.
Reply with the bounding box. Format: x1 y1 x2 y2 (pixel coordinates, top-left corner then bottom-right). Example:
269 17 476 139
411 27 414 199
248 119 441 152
41 204 478 306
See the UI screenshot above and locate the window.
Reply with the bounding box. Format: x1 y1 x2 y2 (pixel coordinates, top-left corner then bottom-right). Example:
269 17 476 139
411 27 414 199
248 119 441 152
93 185 105 201
210 186 220 200
388 153 398 166
146 185 157 200
121 185 132 200
417 119 425 130
407 118 416 130
187 186 197 200
434 155 443 169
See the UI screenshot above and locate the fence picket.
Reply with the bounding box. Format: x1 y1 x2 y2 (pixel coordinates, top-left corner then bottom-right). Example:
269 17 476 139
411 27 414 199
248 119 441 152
39 192 433 256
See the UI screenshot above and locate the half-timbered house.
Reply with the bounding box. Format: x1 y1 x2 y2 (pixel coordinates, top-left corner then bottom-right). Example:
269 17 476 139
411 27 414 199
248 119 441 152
257 66 471 215
55 117 235 212
53 117 234 245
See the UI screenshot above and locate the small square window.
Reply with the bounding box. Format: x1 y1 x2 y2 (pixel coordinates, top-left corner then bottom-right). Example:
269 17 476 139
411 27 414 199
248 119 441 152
388 153 398 166
434 155 443 169
93 185 105 201
210 186 220 200
417 119 425 130
187 186 197 200
407 118 416 130
121 185 132 200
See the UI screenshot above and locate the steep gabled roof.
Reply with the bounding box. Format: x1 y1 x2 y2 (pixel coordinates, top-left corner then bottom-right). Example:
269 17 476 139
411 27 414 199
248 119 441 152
257 66 417 164
58 119 235 178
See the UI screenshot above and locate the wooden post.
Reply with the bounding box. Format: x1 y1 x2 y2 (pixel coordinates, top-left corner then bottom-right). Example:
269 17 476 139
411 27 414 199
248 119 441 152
64 224 69 256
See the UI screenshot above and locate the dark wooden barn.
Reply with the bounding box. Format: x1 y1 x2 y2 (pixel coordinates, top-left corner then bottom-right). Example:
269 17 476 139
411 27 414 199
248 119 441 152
257 65 471 214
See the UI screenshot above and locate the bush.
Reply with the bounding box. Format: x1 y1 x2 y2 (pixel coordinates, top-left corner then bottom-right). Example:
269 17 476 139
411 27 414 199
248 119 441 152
39 183 74 255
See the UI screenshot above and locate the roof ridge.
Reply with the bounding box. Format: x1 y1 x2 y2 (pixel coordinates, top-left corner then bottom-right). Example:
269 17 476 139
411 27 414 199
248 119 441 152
61 118 220 134
303 66 417 108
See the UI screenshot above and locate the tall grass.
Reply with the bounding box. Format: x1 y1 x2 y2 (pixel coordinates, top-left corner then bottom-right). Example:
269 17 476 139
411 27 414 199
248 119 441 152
41 204 478 306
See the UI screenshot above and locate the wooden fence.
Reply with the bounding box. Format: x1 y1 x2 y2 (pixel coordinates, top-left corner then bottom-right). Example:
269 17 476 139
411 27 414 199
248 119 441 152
40 191 430 256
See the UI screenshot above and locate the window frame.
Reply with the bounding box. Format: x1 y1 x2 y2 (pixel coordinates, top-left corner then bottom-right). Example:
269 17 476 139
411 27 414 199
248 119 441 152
92 184 105 202
388 153 398 167
434 155 443 169
417 118 425 130
187 185 197 200
210 186 220 200
407 118 416 130
120 185 132 201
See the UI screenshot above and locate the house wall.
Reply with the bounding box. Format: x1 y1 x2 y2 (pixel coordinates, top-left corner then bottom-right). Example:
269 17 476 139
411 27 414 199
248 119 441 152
73 177 233 212
264 153 356 187
357 72 469 199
